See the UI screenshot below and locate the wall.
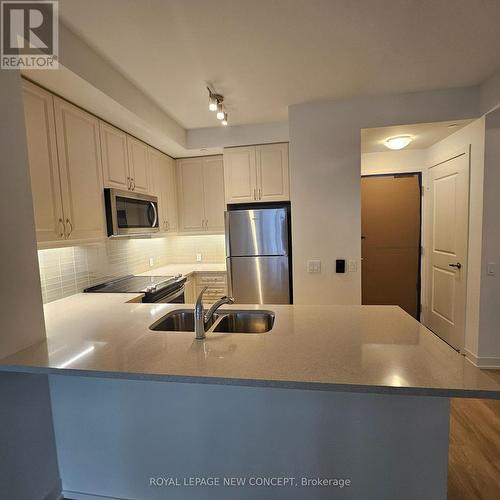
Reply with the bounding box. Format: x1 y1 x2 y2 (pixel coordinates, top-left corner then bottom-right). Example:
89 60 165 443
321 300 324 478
426 118 485 358
187 121 289 150
478 109 500 363
0 373 61 500
480 67 500 115
289 87 479 305
38 235 226 303
0 70 47 359
0 71 60 498
361 149 427 176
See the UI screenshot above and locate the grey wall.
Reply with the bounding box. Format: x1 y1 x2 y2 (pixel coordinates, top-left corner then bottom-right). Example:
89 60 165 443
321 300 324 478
289 86 479 305
0 70 46 359
479 109 500 360
50 375 449 500
0 373 61 500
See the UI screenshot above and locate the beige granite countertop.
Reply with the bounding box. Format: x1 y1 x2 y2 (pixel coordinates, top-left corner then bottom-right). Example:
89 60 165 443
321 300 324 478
139 263 226 277
1 293 499 398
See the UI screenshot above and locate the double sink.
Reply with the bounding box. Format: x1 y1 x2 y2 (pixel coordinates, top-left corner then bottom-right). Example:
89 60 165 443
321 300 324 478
150 309 275 334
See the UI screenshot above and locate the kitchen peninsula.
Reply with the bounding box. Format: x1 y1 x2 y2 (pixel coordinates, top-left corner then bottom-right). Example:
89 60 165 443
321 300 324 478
1 294 499 500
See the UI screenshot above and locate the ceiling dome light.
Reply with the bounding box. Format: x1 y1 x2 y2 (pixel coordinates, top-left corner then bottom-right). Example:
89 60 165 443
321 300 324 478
216 102 224 120
221 112 228 126
384 135 413 150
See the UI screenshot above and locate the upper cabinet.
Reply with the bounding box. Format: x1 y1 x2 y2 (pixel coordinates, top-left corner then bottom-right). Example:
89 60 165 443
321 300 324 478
22 80 64 243
53 97 106 242
126 136 150 194
223 143 289 203
149 147 178 232
100 123 150 194
22 81 106 246
177 156 225 233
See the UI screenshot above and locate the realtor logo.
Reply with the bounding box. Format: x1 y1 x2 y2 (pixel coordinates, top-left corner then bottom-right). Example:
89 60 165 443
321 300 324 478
1 1 58 69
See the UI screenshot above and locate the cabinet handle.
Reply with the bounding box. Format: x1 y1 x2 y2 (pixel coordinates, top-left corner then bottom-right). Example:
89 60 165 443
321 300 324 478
58 218 64 238
130 178 136 191
127 176 131 190
253 188 257 200
258 188 262 200
167 220 170 231
65 218 73 238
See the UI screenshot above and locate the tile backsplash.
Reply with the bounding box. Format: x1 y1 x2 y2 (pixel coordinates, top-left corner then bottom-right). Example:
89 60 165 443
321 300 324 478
38 234 226 303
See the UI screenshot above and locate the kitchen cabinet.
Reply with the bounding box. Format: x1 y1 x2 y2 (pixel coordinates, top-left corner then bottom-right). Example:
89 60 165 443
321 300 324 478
195 272 228 304
126 136 150 194
223 143 289 203
99 122 130 191
149 147 178 232
53 97 106 242
176 156 224 233
184 275 196 304
22 80 65 243
100 122 150 194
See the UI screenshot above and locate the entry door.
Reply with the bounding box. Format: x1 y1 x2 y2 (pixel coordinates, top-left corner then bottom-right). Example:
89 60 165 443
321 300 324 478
425 153 469 350
361 174 421 318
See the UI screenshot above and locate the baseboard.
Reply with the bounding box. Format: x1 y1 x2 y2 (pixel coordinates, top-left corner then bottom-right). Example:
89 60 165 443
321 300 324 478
464 349 500 369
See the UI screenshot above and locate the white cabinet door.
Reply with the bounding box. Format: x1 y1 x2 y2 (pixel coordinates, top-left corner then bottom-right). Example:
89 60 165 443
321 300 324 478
177 157 205 232
127 136 150 194
148 147 167 232
223 146 257 203
164 155 178 232
22 80 65 243
100 122 130 191
53 97 105 242
203 156 225 231
257 143 289 202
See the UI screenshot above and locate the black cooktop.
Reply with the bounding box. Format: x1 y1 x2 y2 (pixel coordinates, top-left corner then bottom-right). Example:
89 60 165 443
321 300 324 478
84 275 178 294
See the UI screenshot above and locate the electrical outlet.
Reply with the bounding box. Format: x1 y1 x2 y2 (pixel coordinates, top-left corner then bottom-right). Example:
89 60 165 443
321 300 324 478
307 260 321 273
149 257 154 267
196 253 202 262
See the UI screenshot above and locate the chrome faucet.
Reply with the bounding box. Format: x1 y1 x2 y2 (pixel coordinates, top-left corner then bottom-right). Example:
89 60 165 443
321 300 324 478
194 286 234 340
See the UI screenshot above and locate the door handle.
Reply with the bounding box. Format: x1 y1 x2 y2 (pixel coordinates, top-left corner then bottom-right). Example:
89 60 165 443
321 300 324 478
449 262 462 269
150 202 158 228
58 218 64 238
65 218 73 238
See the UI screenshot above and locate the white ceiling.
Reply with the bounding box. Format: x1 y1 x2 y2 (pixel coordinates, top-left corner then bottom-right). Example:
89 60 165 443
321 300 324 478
361 119 474 153
58 0 500 129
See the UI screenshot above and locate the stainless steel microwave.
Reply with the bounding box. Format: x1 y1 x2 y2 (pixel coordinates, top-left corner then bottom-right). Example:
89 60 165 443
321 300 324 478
104 189 159 237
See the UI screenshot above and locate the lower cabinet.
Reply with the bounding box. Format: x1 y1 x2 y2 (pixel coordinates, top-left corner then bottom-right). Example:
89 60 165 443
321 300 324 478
195 272 228 304
184 275 196 304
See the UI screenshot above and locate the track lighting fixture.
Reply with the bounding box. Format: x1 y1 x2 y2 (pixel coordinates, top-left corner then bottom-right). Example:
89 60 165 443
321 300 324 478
207 86 228 126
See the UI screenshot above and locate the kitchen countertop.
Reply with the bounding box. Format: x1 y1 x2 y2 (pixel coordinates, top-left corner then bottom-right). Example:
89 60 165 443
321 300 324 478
139 263 226 277
0 293 499 398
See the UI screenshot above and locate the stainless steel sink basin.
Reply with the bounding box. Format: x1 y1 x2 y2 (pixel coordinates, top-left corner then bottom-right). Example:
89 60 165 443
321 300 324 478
150 309 274 334
213 310 275 334
149 309 217 332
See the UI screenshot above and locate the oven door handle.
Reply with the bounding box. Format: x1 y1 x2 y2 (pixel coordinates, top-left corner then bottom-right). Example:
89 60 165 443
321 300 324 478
155 285 185 303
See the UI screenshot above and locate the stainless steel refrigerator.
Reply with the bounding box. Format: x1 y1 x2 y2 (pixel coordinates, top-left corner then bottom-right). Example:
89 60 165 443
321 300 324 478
225 206 291 304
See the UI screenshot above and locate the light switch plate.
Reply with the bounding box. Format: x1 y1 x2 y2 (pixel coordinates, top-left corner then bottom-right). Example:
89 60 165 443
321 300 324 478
487 262 496 276
196 253 202 262
307 260 321 273
149 257 154 267
348 259 357 272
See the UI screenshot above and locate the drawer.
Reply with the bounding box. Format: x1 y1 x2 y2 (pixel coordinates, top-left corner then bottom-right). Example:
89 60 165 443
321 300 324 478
196 285 227 303
196 272 227 286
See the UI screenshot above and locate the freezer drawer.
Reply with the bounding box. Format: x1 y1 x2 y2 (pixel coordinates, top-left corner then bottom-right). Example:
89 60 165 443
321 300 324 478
228 256 290 304
225 208 288 257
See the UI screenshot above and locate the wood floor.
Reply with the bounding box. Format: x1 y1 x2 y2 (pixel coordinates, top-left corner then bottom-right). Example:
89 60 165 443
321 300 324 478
448 370 500 500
